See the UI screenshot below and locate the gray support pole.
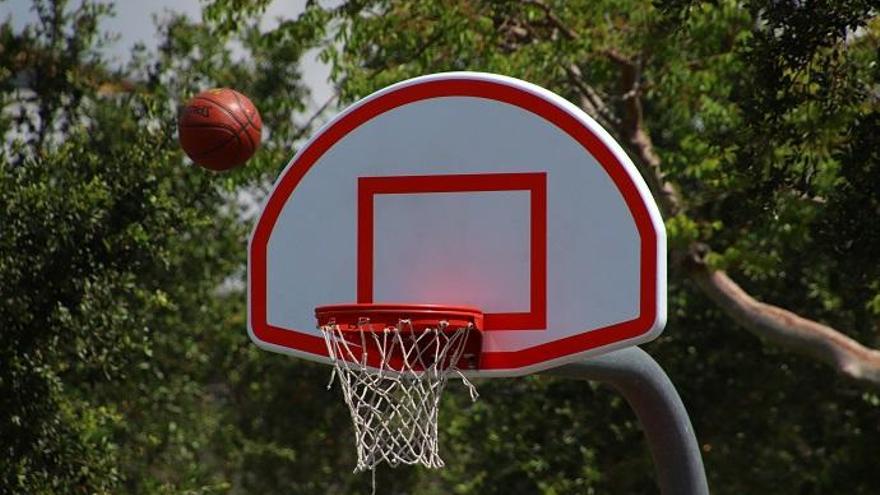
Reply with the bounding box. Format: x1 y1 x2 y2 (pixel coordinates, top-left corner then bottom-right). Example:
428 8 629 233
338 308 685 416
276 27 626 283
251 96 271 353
544 347 709 495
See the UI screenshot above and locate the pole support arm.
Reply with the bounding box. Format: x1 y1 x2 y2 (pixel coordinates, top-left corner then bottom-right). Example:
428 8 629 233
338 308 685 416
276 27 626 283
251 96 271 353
544 347 709 495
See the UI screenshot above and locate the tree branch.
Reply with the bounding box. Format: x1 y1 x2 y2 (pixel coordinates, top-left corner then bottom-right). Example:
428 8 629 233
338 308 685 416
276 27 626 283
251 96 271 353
522 0 578 41
616 50 880 387
525 2 682 217
689 255 880 386
610 52 683 218
614 49 880 386
514 3 620 131
563 63 620 130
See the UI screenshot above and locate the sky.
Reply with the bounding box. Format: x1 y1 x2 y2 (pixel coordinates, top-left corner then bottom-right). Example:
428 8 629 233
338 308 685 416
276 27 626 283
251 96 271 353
1 0 333 107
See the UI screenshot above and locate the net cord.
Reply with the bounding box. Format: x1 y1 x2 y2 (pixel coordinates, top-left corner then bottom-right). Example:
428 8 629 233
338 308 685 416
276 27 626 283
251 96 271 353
321 317 479 475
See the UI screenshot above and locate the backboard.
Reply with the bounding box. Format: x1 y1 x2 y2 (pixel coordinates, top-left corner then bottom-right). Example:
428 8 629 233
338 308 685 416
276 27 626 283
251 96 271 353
248 72 666 377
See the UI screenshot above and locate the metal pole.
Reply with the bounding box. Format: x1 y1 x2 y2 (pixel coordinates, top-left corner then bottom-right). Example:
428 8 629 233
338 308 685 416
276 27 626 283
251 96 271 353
544 347 709 495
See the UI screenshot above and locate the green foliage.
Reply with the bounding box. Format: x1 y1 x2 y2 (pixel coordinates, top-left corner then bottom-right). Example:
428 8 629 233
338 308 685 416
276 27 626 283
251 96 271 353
1 1 356 493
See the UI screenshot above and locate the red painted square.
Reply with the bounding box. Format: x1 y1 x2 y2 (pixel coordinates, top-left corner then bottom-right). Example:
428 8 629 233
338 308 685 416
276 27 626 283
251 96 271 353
357 172 547 330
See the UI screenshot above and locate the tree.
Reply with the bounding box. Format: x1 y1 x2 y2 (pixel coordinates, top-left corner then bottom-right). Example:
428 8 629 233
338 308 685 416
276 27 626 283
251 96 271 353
1 1 368 493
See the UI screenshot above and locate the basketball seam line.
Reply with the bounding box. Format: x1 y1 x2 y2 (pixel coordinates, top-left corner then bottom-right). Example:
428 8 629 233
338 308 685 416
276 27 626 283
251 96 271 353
193 94 247 127
231 90 261 132
187 127 242 159
180 122 239 133
230 91 259 152
193 94 256 153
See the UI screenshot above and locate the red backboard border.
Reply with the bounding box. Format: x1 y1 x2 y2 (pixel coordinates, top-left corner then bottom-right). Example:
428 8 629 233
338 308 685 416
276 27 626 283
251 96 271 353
249 76 659 372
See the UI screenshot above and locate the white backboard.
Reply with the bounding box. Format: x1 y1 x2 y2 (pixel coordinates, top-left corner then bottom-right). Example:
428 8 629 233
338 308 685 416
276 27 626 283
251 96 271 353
248 72 666 376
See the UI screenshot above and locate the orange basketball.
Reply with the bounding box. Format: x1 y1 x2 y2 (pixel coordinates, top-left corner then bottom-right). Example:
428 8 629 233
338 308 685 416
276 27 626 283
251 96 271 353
178 88 262 171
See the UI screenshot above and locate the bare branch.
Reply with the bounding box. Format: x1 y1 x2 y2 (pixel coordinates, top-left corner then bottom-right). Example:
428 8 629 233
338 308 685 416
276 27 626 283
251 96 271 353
610 51 683 218
689 257 880 386
563 64 619 129
615 47 880 386
514 4 622 133
603 47 632 67
518 0 680 216
522 0 578 40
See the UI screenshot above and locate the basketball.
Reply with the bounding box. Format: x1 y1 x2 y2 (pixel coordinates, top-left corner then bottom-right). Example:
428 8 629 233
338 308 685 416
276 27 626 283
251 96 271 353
178 88 262 171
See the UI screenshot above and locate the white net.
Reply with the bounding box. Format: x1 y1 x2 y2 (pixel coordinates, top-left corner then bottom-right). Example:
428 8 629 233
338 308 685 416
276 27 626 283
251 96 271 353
320 317 479 473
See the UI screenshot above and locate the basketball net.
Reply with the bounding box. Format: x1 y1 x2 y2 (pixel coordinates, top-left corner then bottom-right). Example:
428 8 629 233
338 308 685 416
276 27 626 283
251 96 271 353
320 317 479 473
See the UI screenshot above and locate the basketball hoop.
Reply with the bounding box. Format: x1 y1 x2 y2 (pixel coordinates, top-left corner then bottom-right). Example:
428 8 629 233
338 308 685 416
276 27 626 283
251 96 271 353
315 304 483 473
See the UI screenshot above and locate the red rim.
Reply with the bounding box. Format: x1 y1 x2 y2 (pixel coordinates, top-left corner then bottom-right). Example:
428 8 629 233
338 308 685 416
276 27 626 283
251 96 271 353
315 303 484 332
